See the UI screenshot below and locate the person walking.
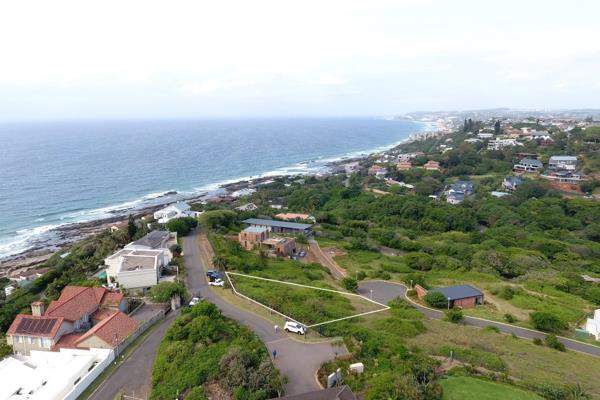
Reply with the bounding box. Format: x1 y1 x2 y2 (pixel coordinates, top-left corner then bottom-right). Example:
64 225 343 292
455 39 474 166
272 349 277 359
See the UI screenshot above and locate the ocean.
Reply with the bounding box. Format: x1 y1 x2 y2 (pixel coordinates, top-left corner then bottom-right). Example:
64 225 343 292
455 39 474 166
0 118 425 260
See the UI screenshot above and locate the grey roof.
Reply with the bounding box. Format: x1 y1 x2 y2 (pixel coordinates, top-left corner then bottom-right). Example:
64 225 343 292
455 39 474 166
274 386 356 400
504 176 523 185
549 156 578 161
243 226 269 234
430 284 483 300
243 218 312 231
131 230 170 249
520 158 543 167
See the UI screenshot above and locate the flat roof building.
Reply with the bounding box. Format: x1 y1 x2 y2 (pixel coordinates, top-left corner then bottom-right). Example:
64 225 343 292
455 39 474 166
243 218 312 235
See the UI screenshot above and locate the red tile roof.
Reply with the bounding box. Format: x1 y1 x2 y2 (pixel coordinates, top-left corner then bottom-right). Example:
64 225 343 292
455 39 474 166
76 311 138 347
45 286 123 322
7 315 64 338
52 332 88 351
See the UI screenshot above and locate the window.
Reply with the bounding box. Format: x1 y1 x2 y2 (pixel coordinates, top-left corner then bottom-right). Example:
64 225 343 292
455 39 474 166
27 337 33 344
41 337 51 348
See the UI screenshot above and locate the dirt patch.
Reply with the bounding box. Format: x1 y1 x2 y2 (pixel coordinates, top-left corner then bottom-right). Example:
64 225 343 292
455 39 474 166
322 247 347 257
205 383 233 400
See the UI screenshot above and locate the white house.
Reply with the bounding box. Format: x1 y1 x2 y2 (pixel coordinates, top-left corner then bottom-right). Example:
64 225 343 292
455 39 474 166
153 202 199 223
585 309 600 340
548 156 578 171
4 285 15 298
487 138 523 151
104 231 176 289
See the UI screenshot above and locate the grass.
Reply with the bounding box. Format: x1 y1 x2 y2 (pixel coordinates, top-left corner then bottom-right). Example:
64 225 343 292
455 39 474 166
229 273 383 326
407 319 600 397
440 376 542 400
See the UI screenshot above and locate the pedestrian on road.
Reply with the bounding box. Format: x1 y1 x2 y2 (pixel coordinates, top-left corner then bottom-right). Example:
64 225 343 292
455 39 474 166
272 349 277 359
274 324 279 333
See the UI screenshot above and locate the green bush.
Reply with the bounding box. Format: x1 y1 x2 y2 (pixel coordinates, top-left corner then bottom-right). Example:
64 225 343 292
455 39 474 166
198 210 237 230
342 277 358 292
530 311 567 333
484 325 500 333
503 313 517 323
445 308 464 323
166 217 198 236
533 337 543 346
424 291 449 308
544 334 566 352
148 281 187 303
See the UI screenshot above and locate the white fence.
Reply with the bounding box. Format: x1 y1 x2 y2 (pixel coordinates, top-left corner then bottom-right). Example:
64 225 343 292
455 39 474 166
64 349 115 400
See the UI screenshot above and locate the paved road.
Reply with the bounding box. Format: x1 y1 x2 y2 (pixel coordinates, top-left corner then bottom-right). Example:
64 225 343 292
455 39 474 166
308 239 347 279
185 230 347 395
88 311 179 400
358 280 600 357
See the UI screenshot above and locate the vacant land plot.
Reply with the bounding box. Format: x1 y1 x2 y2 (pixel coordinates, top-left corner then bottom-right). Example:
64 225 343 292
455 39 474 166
408 319 600 397
228 273 385 326
440 376 542 400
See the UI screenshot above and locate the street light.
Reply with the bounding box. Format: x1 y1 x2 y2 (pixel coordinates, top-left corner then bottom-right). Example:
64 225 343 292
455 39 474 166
370 289 373 300
447 297 451 310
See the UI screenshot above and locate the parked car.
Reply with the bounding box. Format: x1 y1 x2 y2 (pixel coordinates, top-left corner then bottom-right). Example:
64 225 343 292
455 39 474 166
209 278 224 287
188 297 203 307
284 321 306 335
298 251 306 257
206 270 224 280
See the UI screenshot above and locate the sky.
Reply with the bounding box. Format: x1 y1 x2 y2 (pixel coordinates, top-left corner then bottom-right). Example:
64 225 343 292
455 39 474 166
1 0 600 120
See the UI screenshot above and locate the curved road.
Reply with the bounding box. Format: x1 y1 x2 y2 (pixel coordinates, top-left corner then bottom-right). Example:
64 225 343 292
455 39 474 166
185 230 347 395
358 280 600 357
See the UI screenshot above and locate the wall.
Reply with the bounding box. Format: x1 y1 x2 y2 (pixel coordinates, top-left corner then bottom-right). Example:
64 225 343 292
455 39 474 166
415 284 428 300
453 297 476 309
63 348 115 400
117 268 157 289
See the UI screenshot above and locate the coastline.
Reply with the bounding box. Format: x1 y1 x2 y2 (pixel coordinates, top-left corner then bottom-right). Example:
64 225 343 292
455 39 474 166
0 122 443 276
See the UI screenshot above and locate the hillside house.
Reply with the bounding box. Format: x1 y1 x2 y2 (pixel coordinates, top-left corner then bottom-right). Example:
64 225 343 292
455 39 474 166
513 158 543 173
417 284 484 309
423 160 441 171
6 286 136 356
549 156 578 171
243 218 312 235
153 202 199 223
239 226 269 250
502 176 523 191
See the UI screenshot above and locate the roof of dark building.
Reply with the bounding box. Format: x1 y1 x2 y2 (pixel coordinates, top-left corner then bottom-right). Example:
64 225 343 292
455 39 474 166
430 284 483 300
273 385 357 400
243 218 312 231
131 230 170 248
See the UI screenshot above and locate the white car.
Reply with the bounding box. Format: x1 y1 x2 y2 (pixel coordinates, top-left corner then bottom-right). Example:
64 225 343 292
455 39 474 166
284 321 306 335
188 297 203 306
209 278 224 287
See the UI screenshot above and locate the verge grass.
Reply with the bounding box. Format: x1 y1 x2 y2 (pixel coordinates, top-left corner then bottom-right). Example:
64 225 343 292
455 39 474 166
440 376 542 400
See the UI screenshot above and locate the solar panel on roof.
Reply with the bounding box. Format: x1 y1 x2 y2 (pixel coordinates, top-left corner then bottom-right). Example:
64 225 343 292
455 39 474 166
17 318 57 334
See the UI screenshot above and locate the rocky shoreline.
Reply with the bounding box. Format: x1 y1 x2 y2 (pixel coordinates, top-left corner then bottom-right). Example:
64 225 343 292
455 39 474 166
0 126 443 276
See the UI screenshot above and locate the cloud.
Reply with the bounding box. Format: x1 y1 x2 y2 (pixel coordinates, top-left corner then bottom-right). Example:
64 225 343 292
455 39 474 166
312 75 346 86
552 82 569 90
504 72 531 81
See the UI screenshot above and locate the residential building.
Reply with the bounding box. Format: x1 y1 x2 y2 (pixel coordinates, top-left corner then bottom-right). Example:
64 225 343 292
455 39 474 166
375 167 388 179
104 249 169 289
549 156 578 171
4 285 15 297
368 165 384 175
275 213 315 222
243 218 312 235
417 284 484 309
487 138 523 151
397 160 412 170
153 202 199 223
423 160 441 171
477 132 494 139
503 176 523 191
397 152 423 161
235 203 258 212
585 309 600 340
262 237 297 257
444 180 473 204
0 347 113 400
6 286 134 356
239 226 269 250
446 192 465 204
540 170 588 184
513 158 543 173
126 230 177 252
344 162 360 175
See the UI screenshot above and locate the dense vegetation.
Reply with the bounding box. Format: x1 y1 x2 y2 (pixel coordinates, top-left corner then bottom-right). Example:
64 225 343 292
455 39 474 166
151 302 281 400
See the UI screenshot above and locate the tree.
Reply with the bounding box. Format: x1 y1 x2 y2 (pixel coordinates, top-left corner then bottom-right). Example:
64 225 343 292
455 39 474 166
544 333 566 352
169 244 182 256
198 210 237 230
148 281 186 303
494 119 501 135
127 214 137 240
213 256 228 271
424 291 448 308
166 217 198 236
341 277 358 292
530 311 567 333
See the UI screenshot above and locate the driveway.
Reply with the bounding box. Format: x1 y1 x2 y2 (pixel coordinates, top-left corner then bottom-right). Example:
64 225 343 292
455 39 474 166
88 311 178 400
185 230 347 395
358 280 600 357
308 239 347 279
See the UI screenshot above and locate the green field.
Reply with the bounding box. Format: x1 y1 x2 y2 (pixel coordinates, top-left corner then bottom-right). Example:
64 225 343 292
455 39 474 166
440 377 542 400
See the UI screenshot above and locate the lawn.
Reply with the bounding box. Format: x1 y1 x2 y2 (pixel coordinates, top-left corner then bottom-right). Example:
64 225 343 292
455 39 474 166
440 376 542 400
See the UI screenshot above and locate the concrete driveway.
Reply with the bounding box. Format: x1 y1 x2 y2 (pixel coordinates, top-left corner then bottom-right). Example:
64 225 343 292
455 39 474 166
358 280 600 357
184 229 347 395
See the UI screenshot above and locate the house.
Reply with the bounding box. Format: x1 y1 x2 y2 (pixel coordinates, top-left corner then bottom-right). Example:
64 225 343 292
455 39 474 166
487 138 523 151
503 176 523 191
273 385 357 400
4 285 15 297
262 237 297 257
477 132 494 139
368 165 384 175
446 192 465 204
243 218 312 235
419 284 484 309
513 158 543 173
0 347 113 400
6 286 135 356
9 268 50 283
549 156 578 171
397 160 413 170
447 180 474 196
153 202 199 223
423 160 441 171
104 231 176 289
585 309 600 340
344 162 360 175
235 202 259 212
491 191 511 198
375 168 388 179
464 138 482 143
540 170 588 184
275 213 315 222
239 226 270 250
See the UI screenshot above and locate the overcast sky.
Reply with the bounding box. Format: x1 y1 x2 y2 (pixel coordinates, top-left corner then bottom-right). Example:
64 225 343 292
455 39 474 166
1 0 599 120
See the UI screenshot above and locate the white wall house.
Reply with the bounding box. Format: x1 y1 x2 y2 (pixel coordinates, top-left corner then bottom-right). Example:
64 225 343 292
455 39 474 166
153 202 199 223
549 156 578 171
104 231 176 289
585 309 600 340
